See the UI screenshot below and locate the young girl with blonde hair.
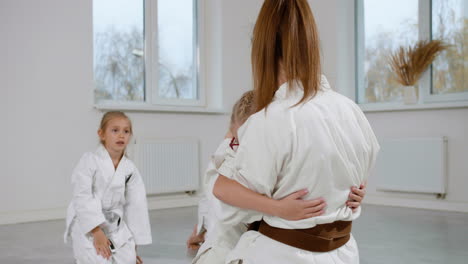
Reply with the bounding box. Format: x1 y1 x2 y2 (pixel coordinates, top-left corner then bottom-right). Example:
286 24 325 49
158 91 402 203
64 111 151 264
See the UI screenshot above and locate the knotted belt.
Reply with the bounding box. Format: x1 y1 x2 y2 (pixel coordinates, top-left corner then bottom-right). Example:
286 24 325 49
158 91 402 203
249 220 352 252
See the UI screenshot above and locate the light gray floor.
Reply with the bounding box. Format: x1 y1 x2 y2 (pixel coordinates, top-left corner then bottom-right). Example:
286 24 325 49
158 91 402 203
0 205 467 264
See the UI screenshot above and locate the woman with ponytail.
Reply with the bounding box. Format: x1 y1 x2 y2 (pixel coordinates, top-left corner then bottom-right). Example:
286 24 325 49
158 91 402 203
212 0 379 263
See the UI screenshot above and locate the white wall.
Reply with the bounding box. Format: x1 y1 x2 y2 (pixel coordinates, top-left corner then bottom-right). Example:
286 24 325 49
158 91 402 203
2 0 99 217
2 0 467 225
364 109 468 211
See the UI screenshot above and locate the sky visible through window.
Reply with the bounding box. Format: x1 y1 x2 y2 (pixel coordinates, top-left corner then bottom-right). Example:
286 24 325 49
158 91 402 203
93 0 196 102
364 0 418 49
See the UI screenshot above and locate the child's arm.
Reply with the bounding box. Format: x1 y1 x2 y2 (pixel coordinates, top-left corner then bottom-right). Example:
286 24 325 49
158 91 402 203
186 224 206 250
214 175 326 221
71 154 111 259
187 196 209 251
71 153 106 234
90 226 112 259
123 167 152 245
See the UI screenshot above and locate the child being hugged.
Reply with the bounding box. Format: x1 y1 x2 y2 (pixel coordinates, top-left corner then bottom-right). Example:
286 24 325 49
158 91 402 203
64 111 151 264
187 91 261 263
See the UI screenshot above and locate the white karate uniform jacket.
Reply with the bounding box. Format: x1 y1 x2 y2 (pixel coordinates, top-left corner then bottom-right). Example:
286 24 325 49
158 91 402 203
193 139 247 264
217 77 380 264
64 145 152 263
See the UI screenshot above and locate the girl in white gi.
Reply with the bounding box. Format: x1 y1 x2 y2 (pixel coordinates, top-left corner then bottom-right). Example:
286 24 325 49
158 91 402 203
188 92 367 264
212 1 379 264
64 111 152 264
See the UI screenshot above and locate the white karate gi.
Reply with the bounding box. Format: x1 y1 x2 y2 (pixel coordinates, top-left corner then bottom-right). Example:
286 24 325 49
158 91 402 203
64 145 152 264
192 139 247 264
217 76 380 264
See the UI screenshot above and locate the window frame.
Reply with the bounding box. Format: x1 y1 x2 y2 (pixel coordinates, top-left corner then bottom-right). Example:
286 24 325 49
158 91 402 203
354 0 468 111
94 0 216 113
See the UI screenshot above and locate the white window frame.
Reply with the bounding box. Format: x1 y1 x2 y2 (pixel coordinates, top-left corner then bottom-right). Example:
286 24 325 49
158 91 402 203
353 0 468 112
94 0 221 113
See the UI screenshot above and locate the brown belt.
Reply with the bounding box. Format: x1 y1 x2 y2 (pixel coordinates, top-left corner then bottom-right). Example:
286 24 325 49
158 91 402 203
250 220 352 252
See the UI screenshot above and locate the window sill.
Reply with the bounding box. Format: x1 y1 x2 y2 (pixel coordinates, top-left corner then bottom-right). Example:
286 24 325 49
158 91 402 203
94 103 228 115
360 101 468 113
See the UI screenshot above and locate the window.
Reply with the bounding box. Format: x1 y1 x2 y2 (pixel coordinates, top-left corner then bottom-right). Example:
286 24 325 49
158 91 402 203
356 0 468 106
431 0 468 96
93 0 200 108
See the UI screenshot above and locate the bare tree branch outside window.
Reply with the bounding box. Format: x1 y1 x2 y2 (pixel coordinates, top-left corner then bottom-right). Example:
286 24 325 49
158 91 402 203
93 0 197 104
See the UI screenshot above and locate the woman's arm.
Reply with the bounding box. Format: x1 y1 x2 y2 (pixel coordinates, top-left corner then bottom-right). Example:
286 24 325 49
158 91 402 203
214 175 368 220
213 175 326 221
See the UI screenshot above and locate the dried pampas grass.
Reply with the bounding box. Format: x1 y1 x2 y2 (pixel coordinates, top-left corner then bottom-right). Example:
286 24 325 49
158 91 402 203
388 40 449 86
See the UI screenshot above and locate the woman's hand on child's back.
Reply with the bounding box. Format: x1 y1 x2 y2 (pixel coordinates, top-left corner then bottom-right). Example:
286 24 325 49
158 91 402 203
91 226 112 260
274 189 326 220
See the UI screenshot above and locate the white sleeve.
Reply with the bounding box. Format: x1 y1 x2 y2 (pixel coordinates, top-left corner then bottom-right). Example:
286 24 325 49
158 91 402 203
123 167 152 245
203 139 234 187
217 111 292 225
216 145 237 179
196 196 209 235
71 153 106 235
211 138 233 170
197 160 216 234
198 158 225 235
353 105 380 180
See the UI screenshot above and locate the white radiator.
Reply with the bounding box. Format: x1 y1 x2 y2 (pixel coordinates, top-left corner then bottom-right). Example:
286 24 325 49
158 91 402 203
133 138 199 195
375 137 447 195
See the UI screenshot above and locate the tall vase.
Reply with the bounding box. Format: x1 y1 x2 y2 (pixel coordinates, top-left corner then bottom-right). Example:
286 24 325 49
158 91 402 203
403 85 418 104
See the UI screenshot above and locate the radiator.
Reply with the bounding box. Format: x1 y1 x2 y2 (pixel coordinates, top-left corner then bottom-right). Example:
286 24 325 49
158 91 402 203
133 138 199 195
375 137 447 196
